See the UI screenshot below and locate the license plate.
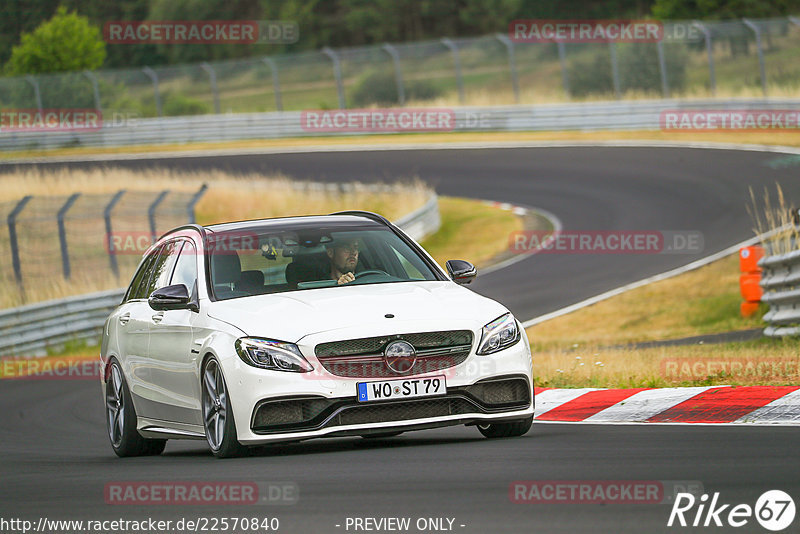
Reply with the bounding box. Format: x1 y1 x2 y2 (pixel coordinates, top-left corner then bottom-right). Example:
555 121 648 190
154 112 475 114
357 376 446 402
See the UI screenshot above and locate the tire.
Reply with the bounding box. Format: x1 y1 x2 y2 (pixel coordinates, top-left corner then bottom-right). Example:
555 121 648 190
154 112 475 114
476 415 533 439
105 359 167 457
202 357 248 459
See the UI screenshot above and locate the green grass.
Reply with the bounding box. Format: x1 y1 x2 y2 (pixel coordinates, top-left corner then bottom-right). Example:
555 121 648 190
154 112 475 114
421 197 525 269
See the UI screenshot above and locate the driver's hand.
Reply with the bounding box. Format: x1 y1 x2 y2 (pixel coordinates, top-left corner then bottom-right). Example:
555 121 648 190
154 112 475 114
337 272 355 285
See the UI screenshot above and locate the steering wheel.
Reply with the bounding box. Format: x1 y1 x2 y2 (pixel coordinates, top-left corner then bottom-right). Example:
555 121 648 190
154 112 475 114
354 269 390 279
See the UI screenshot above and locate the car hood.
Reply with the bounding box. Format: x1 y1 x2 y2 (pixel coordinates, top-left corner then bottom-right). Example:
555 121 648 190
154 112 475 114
207 281 508 343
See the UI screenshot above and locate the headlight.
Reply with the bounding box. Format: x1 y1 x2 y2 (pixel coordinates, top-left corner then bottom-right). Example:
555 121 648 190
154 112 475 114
235 338 314 373
477 313 520 355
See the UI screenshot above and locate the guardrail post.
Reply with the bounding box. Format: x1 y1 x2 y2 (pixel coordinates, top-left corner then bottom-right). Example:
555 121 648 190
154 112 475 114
200 62 221 114
83 70 102 113
557 41 570 98
25 76 43 114
322 47 346 109
609 42 621 99
57 193 80 280
693 21 716 96
440 38 465 104
495 34 520 103
743 19 768 97
381 43 406 105
8 195 32 296
148 190 169 242
262 57 283 111
104 190 126 277
187 184 208 224
142 67 163 117
656 40 670 98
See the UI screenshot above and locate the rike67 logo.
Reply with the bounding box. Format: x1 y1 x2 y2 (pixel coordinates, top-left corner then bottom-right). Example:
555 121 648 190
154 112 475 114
668 490 795 531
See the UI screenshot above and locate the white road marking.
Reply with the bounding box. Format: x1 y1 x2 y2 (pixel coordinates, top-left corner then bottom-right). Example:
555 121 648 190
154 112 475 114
734 388 800 424
534 388 597 417
583 386 722 423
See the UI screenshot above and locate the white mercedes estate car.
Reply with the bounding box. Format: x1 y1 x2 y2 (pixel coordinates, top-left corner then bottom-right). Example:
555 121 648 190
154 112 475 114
101 211 534 458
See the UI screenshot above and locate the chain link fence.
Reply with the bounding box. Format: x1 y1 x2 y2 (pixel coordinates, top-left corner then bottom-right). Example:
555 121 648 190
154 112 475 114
0 18 798 120
0 186 206 307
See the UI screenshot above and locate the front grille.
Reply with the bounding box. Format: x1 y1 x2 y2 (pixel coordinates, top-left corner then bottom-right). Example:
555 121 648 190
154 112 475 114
465 377 530 406
252 397 335 429
335 397 475 426
250 376 532 434
315 330 473 378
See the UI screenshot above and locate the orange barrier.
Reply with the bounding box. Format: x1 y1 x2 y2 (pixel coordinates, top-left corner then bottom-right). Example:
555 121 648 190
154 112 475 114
739 246 763 317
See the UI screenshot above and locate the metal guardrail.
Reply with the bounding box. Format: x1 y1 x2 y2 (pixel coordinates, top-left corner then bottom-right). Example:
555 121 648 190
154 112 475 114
760 249 800 337
0 195 440 356
0 186 208 302
0 288 125 356
2 99 798 151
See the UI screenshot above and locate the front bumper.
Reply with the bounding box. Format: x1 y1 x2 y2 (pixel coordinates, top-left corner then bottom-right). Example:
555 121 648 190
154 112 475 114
225 336 533 446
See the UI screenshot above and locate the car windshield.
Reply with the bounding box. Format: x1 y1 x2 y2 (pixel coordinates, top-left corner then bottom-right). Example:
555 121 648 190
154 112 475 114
207 222 441 300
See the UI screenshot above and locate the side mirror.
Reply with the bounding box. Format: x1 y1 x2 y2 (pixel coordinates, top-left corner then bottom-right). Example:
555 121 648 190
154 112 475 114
148 284 195 311
446 259 477 285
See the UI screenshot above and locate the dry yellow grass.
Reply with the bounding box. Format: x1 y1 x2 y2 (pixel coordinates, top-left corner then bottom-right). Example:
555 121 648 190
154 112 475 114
0 167 431 222
747 183 800 256
406 85 800 108
0 167 526 309
525 252 800 387
421 197 524 269
527 254 762 351
0 168 431 308
535 340 800 388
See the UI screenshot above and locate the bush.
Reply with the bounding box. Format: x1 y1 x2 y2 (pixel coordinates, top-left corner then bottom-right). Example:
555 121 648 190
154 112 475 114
162 92 212 116
349 69 442 107
619 43 688 94
568 50 613 97
1 72 97 109
567 44 688 97
350 70 401 106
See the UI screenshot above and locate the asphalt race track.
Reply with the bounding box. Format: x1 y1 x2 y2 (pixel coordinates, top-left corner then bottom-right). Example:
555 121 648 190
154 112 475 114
1 145 799 533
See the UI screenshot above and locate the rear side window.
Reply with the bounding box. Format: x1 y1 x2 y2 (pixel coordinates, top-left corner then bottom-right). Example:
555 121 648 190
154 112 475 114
126 251 158 301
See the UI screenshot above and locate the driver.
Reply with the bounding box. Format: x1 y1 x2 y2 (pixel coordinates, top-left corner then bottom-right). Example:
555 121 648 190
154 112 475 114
326 237 360 285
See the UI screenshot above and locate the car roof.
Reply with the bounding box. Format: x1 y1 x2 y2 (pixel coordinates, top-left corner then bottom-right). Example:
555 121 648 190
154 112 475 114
203 213 385 234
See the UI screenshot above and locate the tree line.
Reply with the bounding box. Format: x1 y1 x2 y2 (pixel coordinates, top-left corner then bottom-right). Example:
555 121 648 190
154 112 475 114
2 0 799 75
